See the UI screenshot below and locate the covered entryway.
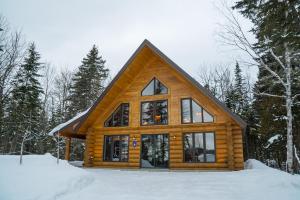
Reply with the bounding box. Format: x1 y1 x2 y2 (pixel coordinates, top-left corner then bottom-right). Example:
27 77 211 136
64 134 86 161
140 134 169 168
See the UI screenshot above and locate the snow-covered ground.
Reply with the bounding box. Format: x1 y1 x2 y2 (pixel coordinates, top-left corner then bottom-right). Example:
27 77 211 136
0 154 300 200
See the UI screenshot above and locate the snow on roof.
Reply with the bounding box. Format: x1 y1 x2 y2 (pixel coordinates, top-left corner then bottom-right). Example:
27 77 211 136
48 109 89 136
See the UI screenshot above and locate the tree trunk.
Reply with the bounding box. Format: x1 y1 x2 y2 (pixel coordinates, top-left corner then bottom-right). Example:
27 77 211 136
285 43 293 173
20 140 24 165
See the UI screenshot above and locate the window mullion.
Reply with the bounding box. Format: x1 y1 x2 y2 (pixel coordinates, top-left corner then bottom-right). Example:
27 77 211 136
201 107 204 123
120 104 124 126
153 101 156 125
190 99 193 123
203 133 207 162
120 137 123 161
192 133 195 162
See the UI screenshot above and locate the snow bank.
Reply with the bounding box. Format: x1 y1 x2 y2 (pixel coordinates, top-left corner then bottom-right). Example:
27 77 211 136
0 154 93 200
1 155 300 200
245 159 269 169
48 109 89 136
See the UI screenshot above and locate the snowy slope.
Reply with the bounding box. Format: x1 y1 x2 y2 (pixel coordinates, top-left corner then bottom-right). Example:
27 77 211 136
0 154 93 200
0 154 300 200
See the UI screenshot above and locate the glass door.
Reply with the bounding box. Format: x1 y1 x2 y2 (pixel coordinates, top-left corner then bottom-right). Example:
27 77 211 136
141 134 169 168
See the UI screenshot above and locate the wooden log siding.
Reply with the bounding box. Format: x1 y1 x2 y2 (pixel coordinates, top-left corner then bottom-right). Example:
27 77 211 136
68 40 246 170
84 123 242 170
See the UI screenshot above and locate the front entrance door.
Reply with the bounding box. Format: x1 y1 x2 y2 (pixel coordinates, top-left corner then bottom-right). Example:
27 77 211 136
141 134 169 168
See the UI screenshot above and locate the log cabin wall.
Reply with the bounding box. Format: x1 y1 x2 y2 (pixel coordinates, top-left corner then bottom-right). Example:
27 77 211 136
82 49 244 170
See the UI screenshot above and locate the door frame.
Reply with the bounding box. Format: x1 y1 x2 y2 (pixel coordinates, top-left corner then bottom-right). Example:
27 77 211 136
140 133 170 169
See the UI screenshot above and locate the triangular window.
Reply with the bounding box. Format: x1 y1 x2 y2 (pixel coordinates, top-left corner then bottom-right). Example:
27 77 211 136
104 103 129 127
141 78 168 96
181 98 214 123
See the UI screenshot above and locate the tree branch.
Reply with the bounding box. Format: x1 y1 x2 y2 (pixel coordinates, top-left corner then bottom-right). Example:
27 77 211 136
294 145 300 165
268 47 286 70
292 94 300 102
254 92 285 98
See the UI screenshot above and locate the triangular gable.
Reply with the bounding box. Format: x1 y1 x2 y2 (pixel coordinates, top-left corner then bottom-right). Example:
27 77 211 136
51 39 246 136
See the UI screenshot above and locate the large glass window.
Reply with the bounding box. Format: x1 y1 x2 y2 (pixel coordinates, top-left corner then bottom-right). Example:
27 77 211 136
181 98 214 123
141 78 168 96
141 100 168 125
183 132 216 163
104 135 129 162
104 103 129 127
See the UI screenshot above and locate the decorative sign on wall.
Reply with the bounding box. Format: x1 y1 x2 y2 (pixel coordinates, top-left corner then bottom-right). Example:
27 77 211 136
133 137 137 148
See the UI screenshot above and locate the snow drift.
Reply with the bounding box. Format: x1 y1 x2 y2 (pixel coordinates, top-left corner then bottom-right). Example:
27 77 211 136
0 154 300 200
0 154 93 200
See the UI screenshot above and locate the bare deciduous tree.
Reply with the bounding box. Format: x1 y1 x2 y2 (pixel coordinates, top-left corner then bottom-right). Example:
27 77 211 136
0 15 24 153
217 1 300 173
198 64 233 102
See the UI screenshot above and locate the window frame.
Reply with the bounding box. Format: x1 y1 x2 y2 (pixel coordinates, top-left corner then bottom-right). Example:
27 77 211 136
140 133 170 168
140 99 168 126
104 103 130 127
141 77 168 96
182 132 216 163
103 134 130 162
180 98 214 124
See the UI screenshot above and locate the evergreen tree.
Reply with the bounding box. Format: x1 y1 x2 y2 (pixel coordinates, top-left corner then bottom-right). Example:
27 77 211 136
224 62 253 160
67 45 108 118
5 43 44 154
234 0 300 171
225 62 248 116
66 45 108 161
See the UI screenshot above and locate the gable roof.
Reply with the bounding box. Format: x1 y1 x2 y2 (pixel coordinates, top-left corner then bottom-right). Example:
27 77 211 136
50 39 246 136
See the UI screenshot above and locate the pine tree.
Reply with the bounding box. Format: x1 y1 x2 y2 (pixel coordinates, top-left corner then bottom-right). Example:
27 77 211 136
234 0 300 172
225 62 249 116
66 45 108 161
5 43 44 154
67 45 108 118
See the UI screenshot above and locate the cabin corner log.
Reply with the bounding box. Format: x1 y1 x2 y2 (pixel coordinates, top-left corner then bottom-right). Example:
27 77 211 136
226 123 235 170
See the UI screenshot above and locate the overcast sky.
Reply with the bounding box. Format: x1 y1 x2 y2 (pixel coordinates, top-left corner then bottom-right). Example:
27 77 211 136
1 0 254 79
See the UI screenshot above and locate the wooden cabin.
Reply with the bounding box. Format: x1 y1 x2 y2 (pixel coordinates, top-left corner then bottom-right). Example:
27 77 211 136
50 39 246 170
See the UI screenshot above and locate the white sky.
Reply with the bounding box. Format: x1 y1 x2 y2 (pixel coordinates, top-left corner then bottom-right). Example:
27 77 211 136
0 0 255 80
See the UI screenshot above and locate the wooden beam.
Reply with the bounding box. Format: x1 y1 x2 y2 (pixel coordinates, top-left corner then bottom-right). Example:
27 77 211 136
226 123 235 170
65 137 71 161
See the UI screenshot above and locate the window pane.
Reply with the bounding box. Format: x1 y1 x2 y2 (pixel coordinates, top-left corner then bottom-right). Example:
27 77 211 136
142 79 155 96
154 79 168 94
122 104 129 126
194 133 204 162
104 136 112 161
120 136 129 161
182 99 191 123
113 106 122 126
112 136 121 161
205 133 215 162
155 101 168 124
203 109 214 122
104 115 113 127
141 102 154 125
104 135 129 162
104 104 130 127
192 100 203 123
183 134 193 162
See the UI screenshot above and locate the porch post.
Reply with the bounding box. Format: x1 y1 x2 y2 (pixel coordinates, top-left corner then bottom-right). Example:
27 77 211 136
65 137 71 161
